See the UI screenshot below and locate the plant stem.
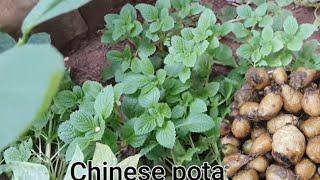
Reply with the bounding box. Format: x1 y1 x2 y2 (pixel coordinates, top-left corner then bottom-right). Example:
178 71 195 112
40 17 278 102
45 118 53 159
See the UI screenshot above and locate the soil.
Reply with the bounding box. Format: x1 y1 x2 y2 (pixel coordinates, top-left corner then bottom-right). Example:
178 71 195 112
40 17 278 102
62 1 320 85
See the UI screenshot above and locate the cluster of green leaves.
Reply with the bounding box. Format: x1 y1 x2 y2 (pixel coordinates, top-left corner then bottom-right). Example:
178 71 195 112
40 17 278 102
100 0 245 168
235 0 318 67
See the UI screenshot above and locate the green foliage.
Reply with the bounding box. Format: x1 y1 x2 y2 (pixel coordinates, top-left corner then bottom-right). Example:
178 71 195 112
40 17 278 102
3 0 320 178
234 2 318 67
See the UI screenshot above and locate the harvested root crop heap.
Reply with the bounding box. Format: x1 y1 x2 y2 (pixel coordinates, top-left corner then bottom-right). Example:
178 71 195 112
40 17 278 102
221 67 320 179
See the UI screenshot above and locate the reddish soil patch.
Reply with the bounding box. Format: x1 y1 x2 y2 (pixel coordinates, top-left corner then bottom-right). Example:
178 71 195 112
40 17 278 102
62 1 320 84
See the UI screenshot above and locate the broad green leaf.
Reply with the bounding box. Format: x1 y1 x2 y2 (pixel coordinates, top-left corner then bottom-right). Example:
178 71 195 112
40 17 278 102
107 50 123 61
236 5 252 18
271 38 284 52
211 43 237 67
296 24 317 40
135 4 158 22
155 0 171 9
122 119 147 147
28 32 51 44
283 16 298 35
134 114 157 135
94 85 114 119
171 105 186 119
54 90 77 109
232 23 250 38
190 99 207 114
182 52 197 67
236 44 252 59
22 0 91 34
262 26 273 41
276 0 293 6
259 15 273 27
117 154 141 178
255 3 267 16
260 43 273 56
178 113 214 133
64 145 86 180
93 143 117 166
287 37 303 51
251 49 262 62
69 111 95 132
0 44 64 149
161 16 175 31
150 21 162 33
4 141 32 163
9 162 49 180
137 39 156 58
178 68 191 83
244 17 257 27
82 81 103 100
0 32 16 53
206 82 220 97
130 20 143 37
156 121 176 148
58 121 80 143
138 87 160 107
140 58 155 75
197 8 216 29
65 138 90 162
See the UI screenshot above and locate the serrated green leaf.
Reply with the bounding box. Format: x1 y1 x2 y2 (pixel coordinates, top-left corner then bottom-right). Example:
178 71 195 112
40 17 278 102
94 85 114 119
140 58 155 75
262 26 273 41
156 69 167 84
156 121 176 148
271 38 284 52
137 39 156 58
255 3 267 16
251 49 262 62
296 24 317 40
58 121 80 143
155 0 171 9
93 143 117 167
259 15 273 27
122 119 147 147
287 37 303 51
64 145 85 180
82 81 103 100
150 21 162 33
107 50 123 61
171 105 186 119
178 68 191 83
190 99 207 114
69 110 95 132
54 90 77 109
197 8 216 30
178 113 214 133
9 162 49 180
244 17 258 27
211 43 237 67
182 52 197 67
122 73 149 94
138 86 160 108
260 43 273 56
283 16 298 35
130 20 143 37
135 3 158 22
161 16 175 31
237 44 252 59
236 5 252 18
134 114 157 135
232 22 250 38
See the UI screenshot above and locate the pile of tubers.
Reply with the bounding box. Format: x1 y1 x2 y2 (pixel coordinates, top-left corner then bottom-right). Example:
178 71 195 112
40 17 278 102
221 67 320 180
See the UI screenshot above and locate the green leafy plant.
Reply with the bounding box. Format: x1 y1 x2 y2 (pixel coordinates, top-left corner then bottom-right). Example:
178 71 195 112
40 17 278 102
2 0 320 179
